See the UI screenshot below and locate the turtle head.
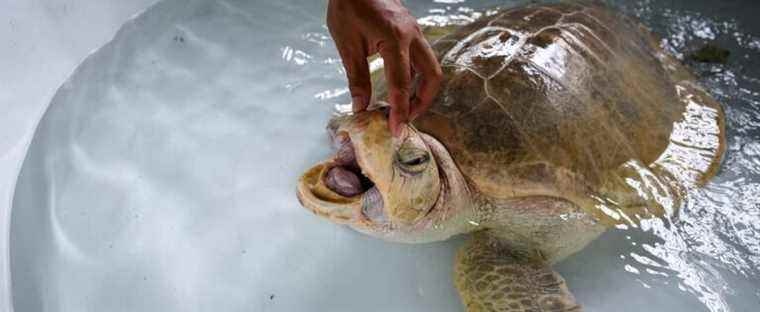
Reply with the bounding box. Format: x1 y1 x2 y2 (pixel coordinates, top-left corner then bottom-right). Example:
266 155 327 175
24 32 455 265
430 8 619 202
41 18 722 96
297 110 471 243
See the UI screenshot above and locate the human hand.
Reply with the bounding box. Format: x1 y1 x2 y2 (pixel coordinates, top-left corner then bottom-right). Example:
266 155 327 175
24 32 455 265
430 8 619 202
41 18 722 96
327 0 443 137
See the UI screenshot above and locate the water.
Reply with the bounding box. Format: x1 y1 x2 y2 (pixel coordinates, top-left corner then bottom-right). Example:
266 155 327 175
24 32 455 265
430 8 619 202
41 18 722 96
9 0 760 311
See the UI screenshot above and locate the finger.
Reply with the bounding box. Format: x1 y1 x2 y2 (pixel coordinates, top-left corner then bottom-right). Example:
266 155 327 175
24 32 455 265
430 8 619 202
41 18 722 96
409 37 443 120
379 42 412 137
335 41 372 112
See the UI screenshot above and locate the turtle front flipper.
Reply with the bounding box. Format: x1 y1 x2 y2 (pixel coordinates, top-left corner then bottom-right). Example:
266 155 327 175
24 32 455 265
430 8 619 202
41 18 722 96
454 232 582 312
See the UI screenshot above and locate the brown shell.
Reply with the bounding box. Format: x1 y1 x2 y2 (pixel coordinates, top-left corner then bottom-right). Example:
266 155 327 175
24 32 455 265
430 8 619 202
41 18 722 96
379 3 725 223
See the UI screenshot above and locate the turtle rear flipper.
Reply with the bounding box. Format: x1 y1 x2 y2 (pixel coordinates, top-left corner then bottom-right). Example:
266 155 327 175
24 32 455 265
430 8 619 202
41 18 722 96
455 232 582 312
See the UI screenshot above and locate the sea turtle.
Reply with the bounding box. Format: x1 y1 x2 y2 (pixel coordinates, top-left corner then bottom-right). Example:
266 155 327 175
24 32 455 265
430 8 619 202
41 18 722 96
296 2 725 311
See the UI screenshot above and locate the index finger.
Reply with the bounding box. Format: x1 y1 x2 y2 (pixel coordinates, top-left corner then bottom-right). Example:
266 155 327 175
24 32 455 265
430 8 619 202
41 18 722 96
335 42 372 113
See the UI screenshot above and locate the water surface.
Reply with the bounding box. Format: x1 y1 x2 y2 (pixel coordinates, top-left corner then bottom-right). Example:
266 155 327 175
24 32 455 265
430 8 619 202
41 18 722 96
10 0 760 311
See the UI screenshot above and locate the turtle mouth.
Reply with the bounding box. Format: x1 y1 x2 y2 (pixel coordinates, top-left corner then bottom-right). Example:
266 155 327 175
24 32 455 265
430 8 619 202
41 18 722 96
324 134 375 198
296 132 384 225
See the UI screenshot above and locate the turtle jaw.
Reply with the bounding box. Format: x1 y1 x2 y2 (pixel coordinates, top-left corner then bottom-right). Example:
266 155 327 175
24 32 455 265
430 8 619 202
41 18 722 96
296 161 364 224
296 136 384 227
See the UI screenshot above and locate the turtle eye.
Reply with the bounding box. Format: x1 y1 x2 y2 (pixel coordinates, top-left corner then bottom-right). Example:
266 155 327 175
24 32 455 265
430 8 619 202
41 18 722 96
395 145 431 174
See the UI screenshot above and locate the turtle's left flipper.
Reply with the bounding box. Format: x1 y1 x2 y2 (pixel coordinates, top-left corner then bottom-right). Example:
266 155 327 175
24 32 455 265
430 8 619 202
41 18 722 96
454 232 583 312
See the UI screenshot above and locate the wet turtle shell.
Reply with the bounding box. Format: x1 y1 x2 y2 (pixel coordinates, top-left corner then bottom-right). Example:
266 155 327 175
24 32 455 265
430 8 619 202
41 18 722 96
375 2 726 224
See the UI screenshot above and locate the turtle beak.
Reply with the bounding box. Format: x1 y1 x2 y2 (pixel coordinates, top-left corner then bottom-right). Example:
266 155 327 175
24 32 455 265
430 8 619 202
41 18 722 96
296 132 380 225
296 161 362 224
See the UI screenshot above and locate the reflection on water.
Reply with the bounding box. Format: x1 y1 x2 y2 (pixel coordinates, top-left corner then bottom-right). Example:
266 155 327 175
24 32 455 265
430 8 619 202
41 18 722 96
568 1 760 311
10 0 760 311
